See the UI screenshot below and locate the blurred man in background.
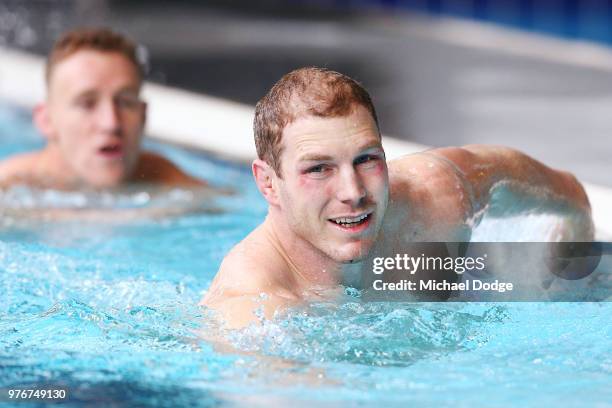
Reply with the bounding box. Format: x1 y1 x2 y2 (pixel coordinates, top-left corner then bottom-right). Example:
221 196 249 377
0 27 203 190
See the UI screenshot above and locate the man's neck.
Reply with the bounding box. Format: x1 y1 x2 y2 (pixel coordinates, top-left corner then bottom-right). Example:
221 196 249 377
29 147 80 189
263 212 363 291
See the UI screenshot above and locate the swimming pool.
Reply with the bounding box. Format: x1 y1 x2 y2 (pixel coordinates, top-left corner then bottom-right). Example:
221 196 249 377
0 102 610 407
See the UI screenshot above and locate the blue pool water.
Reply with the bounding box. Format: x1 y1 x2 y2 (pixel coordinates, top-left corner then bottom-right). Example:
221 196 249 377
0 102 611 407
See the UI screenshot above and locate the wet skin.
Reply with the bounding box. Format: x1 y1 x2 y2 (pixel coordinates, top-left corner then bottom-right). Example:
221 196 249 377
271 106 389 266
202 106 593 328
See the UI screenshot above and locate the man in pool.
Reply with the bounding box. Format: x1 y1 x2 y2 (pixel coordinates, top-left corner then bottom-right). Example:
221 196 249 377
201 67 593 328
0 27 202 189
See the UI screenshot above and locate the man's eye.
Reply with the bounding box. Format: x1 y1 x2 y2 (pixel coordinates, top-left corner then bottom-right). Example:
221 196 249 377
116 96 141 110
355 155 379 167
304 164 332 178
76 99 96 110
307 165 326 173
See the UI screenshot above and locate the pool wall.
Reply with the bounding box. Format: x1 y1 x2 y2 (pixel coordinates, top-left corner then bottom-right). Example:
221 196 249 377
1 20 611 239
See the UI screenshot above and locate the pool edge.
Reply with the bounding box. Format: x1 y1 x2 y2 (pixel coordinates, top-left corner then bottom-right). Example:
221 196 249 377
1 45 611 239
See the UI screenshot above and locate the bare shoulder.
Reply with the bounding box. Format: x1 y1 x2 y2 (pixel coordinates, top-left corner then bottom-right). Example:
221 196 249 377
134 151 205 187
425 144 517 174
0 151 44 186
204 227 293 302
211 241 275 295
201 226 299 328
0 151 41 172
386 149 474 239
388 145 488 178
388 149 473 207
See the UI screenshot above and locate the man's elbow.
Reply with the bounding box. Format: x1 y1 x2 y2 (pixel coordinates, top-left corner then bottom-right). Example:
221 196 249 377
560 170 591 214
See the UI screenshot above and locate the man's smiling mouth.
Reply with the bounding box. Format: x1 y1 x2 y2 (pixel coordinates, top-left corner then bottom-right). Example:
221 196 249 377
329 211 372 229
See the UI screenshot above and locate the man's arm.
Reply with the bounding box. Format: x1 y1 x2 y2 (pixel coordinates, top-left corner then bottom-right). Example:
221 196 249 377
202 293 294 329
0 152 42 188
134 151 206 187
430 145 593 241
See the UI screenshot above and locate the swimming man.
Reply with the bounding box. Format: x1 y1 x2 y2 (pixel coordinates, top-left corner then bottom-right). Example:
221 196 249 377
202 67 593 328
0 27 202 189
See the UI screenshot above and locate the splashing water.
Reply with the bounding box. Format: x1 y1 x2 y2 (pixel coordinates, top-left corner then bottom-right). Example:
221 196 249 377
0 103 610 406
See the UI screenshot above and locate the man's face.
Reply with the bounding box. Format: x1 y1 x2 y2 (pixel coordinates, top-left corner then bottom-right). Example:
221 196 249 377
43 50 145 188
275 105 389 263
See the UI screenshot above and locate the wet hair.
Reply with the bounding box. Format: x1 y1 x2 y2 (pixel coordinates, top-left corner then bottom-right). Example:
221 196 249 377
254 67 380 177
46 27 144 84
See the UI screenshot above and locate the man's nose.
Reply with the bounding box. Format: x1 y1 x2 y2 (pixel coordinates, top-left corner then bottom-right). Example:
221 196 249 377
97 100 121 134
337 167 367 205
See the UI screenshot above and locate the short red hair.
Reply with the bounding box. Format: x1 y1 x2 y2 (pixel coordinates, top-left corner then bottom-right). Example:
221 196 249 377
46 27 143 84
254 67 380 176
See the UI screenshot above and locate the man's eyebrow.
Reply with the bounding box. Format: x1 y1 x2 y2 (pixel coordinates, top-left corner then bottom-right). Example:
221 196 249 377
116 87 140 95
72 87 140 100
356 141 384 153
73 89 97 100
298 142 383 162
298 153 334 162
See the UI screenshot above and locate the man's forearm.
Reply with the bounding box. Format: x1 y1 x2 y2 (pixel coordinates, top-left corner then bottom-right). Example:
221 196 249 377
433 145 593 240
463 145 589 211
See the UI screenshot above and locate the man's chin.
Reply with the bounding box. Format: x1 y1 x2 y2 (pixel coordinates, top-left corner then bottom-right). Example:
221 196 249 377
82 172 127 189
329 241 374 264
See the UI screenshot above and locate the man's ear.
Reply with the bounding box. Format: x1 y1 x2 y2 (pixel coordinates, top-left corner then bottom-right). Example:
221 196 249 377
32 103 56 142
253 159 280 206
